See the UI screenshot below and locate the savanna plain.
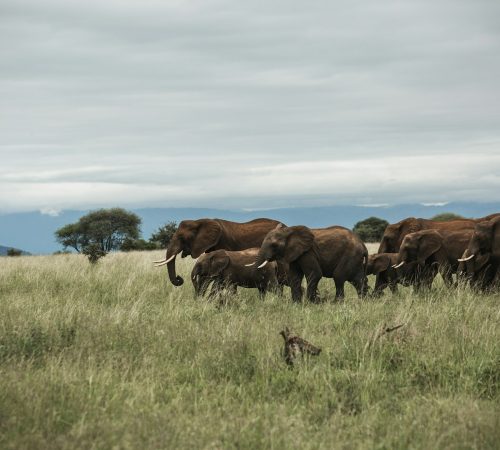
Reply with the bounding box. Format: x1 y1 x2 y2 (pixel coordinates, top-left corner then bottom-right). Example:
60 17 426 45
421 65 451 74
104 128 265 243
0 248 499 449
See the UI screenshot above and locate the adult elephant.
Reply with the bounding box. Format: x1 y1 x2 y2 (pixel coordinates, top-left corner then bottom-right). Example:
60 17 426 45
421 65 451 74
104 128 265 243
394 229 473 287
378 213 499 254
458 216 500 291
154 218 281 286
251 224 368 302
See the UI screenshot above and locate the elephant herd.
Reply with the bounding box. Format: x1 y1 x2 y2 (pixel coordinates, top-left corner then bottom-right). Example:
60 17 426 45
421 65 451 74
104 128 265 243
153 213 500 302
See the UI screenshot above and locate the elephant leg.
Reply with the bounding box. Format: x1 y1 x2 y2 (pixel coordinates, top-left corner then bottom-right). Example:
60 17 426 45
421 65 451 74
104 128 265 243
440 266 454 288
217 282 237 307
305 271 321 302
351 277 368 299
288 263 304 303
207 280 223 300
388 278 398 294
372 273 388 297
298 253 322 303
414 265 435 292
274 283 284 296
334 279 345 301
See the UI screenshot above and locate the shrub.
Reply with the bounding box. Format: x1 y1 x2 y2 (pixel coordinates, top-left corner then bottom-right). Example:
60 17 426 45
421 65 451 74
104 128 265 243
353 217 389 242
81 243 107 264
149 221 178 248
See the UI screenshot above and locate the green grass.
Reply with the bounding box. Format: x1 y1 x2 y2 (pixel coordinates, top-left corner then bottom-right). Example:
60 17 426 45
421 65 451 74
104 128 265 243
0 251 499 449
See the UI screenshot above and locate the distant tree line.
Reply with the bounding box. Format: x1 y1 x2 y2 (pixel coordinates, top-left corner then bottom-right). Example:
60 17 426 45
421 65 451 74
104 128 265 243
55 208 177 263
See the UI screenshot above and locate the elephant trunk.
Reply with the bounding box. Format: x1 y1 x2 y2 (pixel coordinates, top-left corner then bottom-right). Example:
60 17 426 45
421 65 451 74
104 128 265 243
254 247 268 270
166 240 184 286
393 250 407 268
378 237 389 254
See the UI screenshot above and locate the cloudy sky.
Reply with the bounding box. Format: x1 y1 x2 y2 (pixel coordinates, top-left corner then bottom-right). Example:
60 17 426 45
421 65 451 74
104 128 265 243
1 0 499 213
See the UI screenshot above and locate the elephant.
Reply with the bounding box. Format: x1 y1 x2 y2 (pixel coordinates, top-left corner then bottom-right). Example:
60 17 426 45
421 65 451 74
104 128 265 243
154 218 281 286
394 229 473 287
458 216 500 291
190 248 281 298
378 214 499 254
457 249 496 291
251 223 368 302
367 253 437 296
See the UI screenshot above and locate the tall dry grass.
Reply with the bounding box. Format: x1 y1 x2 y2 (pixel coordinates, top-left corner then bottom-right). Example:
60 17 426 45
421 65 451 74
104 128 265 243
0 251 498 449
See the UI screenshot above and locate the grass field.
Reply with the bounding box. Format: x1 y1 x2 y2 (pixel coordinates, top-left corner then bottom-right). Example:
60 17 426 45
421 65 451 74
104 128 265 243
0 251 499 449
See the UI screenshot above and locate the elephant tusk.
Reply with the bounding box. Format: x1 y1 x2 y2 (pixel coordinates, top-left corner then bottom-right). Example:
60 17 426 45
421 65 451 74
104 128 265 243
457 254 474 262
392 261 405 269
245 262 255 267
153 258 166 263
257 260 268 269
154 252 178 267
154 260 169 267
165 253 178 264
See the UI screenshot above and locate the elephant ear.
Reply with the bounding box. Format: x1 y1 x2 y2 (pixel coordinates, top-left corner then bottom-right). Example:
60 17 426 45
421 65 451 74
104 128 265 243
417 232 442 265
474 253 490 272
191 220 222 258
191 263 201 279
283 226 314 263
372 254 391 274
209 254 230 276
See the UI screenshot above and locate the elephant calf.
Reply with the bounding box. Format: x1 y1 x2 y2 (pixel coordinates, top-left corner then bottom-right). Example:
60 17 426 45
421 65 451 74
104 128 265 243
367 253 400 295
367 253 436 296
191 248 281 298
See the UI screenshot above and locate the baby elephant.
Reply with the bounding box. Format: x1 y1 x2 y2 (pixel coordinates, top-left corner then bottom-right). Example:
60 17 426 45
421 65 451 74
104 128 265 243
191 248 280 298
367 253 437 296
366 253 400 296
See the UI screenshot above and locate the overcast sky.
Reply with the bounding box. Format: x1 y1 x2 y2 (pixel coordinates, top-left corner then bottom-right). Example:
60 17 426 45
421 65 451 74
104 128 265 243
1 0 499 213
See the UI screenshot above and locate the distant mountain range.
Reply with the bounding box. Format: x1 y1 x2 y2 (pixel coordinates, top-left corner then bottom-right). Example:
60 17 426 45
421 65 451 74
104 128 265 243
1 202 499 254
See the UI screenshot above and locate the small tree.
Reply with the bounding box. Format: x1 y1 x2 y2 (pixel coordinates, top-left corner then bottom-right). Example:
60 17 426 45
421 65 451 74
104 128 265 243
7 248 22 257
55 208 142 253
79 208 141 252
55 223 86 252
431 213 464 222
353 217 389 242
149 221 178 248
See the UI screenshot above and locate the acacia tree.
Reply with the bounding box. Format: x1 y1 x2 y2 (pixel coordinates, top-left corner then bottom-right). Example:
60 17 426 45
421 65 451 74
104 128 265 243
149 221 178 248
353 217 389 242
55 223 86 252
55 208 142 253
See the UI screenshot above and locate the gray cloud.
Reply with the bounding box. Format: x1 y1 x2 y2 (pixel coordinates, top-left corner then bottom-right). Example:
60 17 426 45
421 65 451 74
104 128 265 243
1 0 499 212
